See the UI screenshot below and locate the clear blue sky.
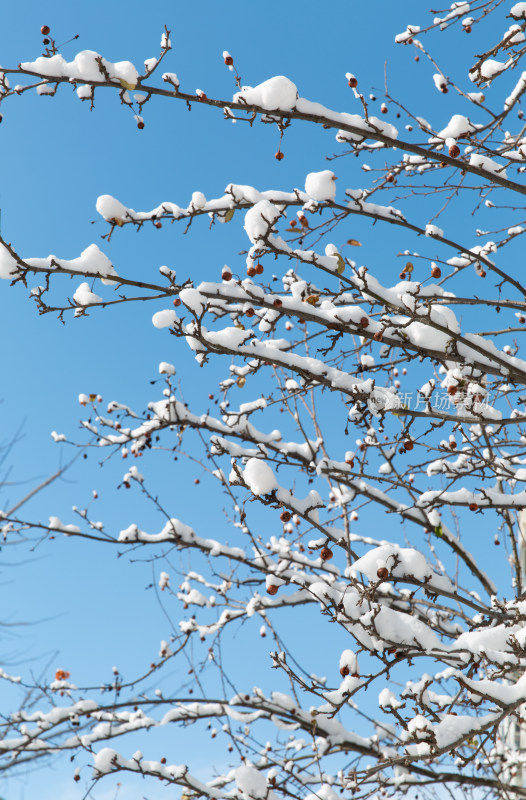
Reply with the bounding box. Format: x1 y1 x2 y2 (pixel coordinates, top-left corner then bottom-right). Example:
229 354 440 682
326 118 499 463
0 1 512 797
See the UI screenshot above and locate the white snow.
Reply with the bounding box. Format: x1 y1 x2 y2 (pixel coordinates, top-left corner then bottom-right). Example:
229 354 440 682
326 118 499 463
305 170 337 202
234 76 298 111
158 361 176 375
21 51 139 87
96 194 129 223
152 310 178 329
73 282 102 306
243 458 278 496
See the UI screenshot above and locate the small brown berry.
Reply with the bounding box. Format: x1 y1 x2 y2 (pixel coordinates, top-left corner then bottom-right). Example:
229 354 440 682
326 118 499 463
377 567 389 580
360 316 369 328
137 121 145 129
273 298 283 308
448 144 460 158
43 38 50 45
464 25 472 33
41 25 50 35
247 266 257 277
348 76 358 89
267 584 278 595
399 272 407 280
519 316 526 324
222 268 232 281
245 307 255 318
255 263 264 275
469 502 479 511
154 221 162 228
224 55 234 66
160 757 167 764
74 774 80 783
447 385 457 396
194 478 200 485
280 510 291 523
373 331 383 341
320 547 333 561
346 458 354 467
404 440 414 451
431 266 442 279
275 151 284 161
386 173 395 183
173 298 181 307
340 665 350 677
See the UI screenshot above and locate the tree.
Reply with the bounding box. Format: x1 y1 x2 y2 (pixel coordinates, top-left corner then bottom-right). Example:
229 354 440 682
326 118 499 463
2 2 526 797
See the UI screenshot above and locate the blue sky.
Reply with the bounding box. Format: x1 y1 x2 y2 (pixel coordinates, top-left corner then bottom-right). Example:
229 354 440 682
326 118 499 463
0 1 516 797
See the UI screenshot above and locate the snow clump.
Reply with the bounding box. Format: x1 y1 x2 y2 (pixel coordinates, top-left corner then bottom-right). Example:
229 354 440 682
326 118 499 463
305 170 337 202
234 76 298 111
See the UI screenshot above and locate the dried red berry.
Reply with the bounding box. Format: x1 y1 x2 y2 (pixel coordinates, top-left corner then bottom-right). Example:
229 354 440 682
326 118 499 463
320 547 333 561
377 567 389 580
41 25 50 35
275 151 284 161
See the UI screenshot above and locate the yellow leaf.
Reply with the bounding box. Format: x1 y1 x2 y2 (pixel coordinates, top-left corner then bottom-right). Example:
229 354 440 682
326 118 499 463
236 376 246 388
111 217 124 227
224 208 235 223
119 79 136 91
305 295 319 306
336 254 345 274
